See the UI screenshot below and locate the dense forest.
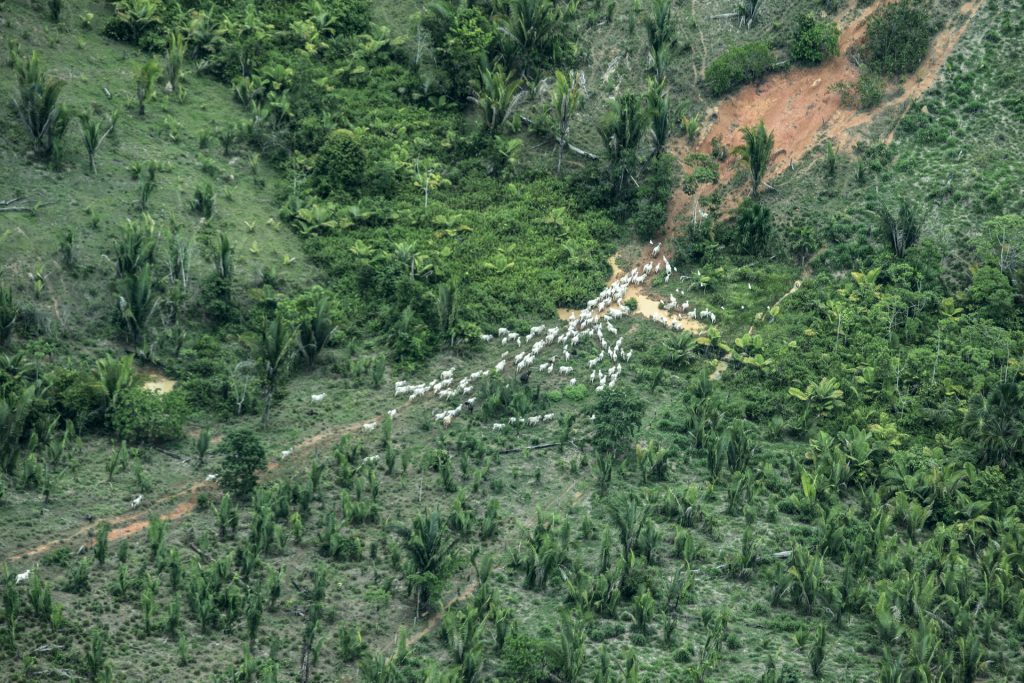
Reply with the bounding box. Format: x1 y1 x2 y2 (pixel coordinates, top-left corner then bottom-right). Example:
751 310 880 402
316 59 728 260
0 0 1022 680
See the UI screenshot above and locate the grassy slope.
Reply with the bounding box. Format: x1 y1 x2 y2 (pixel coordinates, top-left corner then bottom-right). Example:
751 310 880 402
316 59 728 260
0 0 315 353
766 0 1024 273
1 1 1022 683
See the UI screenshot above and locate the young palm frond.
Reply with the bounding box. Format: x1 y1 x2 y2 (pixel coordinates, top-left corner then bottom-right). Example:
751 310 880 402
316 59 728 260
113 216 157 278
164 32 186 93
78 111 117 173
136 58 160 115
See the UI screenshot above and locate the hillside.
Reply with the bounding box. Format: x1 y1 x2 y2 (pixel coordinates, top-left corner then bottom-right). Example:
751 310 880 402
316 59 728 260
1 0 1022 682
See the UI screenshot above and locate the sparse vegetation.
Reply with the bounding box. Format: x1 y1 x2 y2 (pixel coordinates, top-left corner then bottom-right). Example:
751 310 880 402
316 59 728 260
0 0 1021 682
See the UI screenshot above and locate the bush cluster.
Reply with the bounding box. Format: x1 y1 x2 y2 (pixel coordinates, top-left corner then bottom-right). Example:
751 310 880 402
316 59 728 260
705 42 774 96
864 0 934 75
790 14 840 65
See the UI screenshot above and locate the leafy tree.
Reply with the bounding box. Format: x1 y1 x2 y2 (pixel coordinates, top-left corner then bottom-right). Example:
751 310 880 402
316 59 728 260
864 0 933 75
966 266 1016 324
592 388 646 457
313 130 366 197
705 41 772 96
791 14 840 65
218 428 267 501
734 120 774 195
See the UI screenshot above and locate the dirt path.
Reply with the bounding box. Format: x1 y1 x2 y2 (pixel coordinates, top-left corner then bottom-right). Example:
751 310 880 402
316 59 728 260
5 416 379 563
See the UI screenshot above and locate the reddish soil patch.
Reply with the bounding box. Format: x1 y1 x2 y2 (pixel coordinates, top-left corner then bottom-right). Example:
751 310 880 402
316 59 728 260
665 0 983 227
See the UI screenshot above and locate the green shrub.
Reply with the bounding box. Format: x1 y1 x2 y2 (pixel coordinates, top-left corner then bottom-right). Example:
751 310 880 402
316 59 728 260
109 386 187 445
864 0 933 75
705 42 773 96
313 129 366 197
218 429 267 501
790 14 840 65
967 266 1016 324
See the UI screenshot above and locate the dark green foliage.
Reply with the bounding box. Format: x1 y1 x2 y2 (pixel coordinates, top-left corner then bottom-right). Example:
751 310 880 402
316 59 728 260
877 198 920 258
734 199 772 255
864 0 934 75
109 386 187 445
966 266 1016 324
218 429 267 501
600 94 650 196
735 121 775 196
0 286 18 347
964 382 1023 467
705 41 773 96
592 388 646 457
12 50 68 161
790 14 840 65
313 130 366 198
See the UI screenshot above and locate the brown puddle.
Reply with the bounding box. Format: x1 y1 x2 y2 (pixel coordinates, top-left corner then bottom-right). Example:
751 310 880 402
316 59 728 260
558 256 705 333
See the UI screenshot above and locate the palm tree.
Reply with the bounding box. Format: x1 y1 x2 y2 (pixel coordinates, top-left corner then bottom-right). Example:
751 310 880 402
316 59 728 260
470 65 526 135
877 198 920 258
393 241 418 278
0 286 17 347
12 51 67 160
599 94 650 195
645 0 675 54
403 511 457 614
500 0 562 79
550 70 583 175
113 217 157 278
117 264 158 347
734 120 774 195
646 78 671 157
79 112 117 173
965 382 1023 467
298 291 336 366
257 313 296 426
136 58 160 115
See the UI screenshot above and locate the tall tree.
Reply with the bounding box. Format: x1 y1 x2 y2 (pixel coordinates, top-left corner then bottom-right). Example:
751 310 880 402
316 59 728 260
550 70 583 175
599 94 649 196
